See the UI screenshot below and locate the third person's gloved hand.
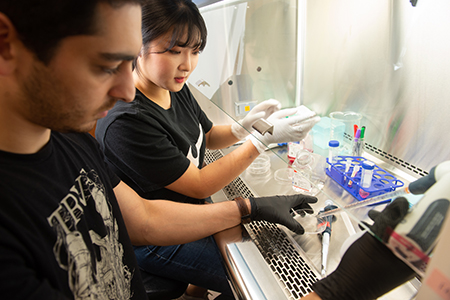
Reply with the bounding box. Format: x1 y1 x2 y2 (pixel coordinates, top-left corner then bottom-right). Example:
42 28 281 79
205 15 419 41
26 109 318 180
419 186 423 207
362 195 410 242
312 197 415 300
231 99 281 140
249 194 318 234
250 106 320 153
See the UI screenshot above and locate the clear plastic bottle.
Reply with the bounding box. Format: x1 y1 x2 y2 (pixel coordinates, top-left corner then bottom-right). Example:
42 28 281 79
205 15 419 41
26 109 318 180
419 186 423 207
359 160 375 198
328 140 339 170
292 149 314 193
360 160 375 188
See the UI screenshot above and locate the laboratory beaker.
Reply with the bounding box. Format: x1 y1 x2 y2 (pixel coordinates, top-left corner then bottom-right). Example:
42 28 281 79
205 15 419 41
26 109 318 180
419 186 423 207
329 111 362 155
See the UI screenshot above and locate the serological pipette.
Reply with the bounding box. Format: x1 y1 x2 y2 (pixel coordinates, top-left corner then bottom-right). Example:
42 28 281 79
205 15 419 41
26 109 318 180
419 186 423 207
318 186 411 218
318 161 450 218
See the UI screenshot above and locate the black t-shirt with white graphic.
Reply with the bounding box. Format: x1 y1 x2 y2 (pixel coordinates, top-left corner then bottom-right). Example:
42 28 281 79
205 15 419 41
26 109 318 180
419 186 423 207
0 132 147 299
96 85 213 204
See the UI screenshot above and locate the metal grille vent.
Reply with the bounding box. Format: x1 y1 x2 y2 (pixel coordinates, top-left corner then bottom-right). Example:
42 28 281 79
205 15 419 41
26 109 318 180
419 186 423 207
204 149 254 200
364 144 428 177
204 149 319 299
246 221 318 299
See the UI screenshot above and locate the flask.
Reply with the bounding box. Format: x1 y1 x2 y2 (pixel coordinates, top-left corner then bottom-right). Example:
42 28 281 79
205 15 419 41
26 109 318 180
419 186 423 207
301 132 314 153
287 141 301 164
288 133 314 164
292 149 313 193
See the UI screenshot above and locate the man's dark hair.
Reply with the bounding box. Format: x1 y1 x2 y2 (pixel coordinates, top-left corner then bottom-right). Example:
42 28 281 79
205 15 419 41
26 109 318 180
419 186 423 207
0 0 142 64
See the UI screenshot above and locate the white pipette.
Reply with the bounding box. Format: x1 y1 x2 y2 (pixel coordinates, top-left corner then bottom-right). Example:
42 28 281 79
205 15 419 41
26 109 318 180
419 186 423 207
320 200 337 277
318 186 411 218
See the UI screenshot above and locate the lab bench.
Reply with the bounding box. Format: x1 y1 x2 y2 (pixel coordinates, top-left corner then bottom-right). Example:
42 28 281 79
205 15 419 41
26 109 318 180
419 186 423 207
207 144 421 300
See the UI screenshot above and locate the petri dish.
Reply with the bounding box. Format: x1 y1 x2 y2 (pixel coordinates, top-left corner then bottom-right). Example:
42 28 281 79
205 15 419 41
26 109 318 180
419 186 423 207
274 167 293 182
291 209 327 234
247 154 271 175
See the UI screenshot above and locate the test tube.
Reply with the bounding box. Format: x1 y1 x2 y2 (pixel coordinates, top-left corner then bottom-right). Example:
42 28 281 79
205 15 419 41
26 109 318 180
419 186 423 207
347 165 360 187
344 158 352 173
343 158 352 181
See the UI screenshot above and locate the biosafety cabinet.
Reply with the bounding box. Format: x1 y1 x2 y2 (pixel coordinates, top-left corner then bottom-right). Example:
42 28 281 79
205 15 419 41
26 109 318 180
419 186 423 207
188 0 450 299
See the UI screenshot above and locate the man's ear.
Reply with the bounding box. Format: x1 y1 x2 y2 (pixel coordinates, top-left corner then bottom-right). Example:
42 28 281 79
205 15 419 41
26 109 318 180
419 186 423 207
0 12 17 75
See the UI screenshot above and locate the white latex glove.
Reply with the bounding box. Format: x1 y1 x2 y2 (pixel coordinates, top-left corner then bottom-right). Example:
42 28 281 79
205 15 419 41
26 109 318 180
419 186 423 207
250 106 321 153
231 99 281 140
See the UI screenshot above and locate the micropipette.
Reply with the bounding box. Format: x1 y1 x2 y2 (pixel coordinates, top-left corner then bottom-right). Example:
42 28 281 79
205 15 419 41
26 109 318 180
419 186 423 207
318 186 411 218
320 200 337 277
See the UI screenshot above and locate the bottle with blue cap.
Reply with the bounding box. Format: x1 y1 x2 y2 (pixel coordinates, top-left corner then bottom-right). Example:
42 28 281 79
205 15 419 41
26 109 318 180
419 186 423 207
328 140 339 170
361 160 375 188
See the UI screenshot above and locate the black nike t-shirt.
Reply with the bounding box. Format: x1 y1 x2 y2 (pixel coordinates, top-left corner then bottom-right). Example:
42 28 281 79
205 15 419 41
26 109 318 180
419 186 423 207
96 85 213 204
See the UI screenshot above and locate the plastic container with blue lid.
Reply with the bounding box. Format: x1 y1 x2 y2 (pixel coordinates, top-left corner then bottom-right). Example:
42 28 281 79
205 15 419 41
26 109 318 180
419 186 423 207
361 160 375 188
328 140 340 170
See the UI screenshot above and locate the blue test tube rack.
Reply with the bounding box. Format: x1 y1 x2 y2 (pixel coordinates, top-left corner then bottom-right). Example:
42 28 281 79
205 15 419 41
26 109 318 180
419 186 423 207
325 156 404 201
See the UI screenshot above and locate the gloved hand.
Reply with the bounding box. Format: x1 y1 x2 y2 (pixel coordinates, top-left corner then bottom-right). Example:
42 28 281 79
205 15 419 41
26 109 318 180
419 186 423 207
231 99 281 140
250 106 321 153
408 161 450 194
362 196 410 242
312 197 415 300
249 194 318 234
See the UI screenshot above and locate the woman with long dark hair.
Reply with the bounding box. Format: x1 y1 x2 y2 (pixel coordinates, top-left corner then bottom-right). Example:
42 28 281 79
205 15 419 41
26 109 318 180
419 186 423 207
96 0 319 298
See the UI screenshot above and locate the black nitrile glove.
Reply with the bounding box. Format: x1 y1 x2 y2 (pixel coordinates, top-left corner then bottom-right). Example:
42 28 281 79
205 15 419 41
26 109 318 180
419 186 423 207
366 196 410 242
249 194 318 234
313 197 415 300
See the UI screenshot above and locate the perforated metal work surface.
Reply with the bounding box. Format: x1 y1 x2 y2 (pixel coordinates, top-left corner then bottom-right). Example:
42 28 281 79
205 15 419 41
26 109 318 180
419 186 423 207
205 149 320 299
246 221 319 299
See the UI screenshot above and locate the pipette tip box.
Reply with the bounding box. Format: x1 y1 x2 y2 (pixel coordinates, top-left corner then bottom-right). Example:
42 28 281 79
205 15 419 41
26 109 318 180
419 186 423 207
325 156 404 201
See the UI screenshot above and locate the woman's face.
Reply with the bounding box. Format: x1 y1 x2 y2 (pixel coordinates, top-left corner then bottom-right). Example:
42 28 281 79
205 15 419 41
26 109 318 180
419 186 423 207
136 31 200 93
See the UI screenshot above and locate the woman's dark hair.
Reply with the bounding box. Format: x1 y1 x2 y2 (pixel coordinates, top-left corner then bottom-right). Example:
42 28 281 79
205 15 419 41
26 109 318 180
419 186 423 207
0 0 142 64
139 0 207 57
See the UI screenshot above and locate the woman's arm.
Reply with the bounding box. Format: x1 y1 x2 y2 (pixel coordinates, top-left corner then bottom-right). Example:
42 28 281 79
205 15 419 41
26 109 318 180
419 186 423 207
204 124 241 150
166 107 319 199
166 139 260 199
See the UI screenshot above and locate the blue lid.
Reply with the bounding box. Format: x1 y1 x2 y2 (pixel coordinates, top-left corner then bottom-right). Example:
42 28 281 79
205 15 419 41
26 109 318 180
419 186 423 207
328 140 339 147
362 161 375 170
